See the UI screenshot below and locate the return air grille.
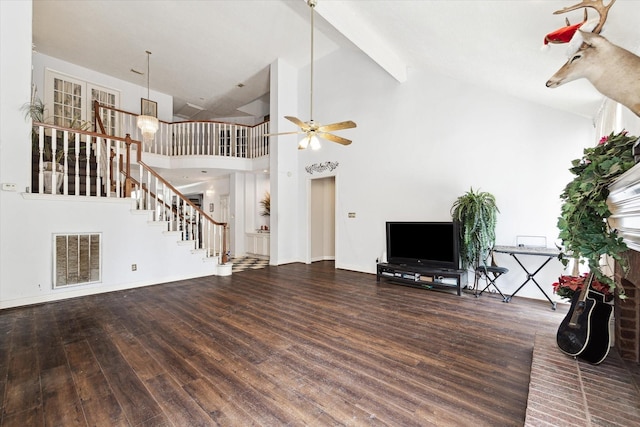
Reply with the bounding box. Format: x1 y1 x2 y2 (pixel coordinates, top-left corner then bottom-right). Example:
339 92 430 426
53 233 101 288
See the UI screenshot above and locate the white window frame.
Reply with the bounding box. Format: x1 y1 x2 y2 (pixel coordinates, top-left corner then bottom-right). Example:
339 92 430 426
44 69 121 132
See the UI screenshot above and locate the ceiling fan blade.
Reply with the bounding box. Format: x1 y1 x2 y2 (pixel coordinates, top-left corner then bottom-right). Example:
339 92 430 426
285 116 310 131
319 132 352 146
264 131 302 137
317 120 357 132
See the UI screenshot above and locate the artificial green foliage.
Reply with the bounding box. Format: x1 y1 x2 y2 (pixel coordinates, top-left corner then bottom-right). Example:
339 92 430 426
558 130 638 294
451 188 499 269
260 192 270 217
21 97 91 164
21 97 46 123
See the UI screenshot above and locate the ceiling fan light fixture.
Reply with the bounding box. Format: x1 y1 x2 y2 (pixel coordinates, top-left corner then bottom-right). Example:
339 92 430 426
299 133 321 150
309 135 321 150
299 135 310 150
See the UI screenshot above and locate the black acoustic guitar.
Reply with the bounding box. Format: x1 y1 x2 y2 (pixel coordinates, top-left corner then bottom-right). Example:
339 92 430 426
578 289 613 365
556 272 595 357
556 272 613 364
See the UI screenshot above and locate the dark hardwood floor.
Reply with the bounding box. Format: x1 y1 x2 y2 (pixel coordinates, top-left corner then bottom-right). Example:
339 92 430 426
0 261 567 426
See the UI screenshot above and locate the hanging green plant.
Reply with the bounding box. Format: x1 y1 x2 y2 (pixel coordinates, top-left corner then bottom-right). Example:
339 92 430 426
451 188 499 269
557 130 638 296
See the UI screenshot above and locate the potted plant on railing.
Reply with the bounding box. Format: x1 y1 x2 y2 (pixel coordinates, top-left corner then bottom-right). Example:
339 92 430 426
22 97 91 193
556 130 639 299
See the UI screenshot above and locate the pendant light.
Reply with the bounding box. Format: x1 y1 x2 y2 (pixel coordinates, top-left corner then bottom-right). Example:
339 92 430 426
137 50 158 144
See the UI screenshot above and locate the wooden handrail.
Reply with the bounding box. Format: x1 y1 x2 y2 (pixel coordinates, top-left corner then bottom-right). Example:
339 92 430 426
32 121 130 143
123 135 230 263
95 102 268 129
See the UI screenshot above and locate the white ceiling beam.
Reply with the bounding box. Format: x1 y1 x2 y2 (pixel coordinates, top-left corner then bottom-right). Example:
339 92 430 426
312 0 407 83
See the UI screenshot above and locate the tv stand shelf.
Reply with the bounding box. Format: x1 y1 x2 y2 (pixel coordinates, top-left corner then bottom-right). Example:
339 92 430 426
376 263 467 296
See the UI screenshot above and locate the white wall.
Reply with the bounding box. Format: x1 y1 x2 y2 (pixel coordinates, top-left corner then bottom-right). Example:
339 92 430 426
1 0 34 306
0 4 213 309
269 59 300 265
290 47 596 301
1 197 216 309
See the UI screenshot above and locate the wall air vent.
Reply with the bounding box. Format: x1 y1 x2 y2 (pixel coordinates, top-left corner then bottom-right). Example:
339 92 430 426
53 233 101 288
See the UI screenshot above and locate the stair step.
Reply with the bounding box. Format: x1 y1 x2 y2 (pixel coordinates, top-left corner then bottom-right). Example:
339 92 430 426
147 220 169 228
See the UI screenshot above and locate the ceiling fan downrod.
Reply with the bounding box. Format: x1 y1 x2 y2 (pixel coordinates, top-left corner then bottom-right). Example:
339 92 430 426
308 0 316 124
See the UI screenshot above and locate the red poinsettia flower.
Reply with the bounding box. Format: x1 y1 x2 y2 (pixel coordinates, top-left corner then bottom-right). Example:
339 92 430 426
552 273 612 300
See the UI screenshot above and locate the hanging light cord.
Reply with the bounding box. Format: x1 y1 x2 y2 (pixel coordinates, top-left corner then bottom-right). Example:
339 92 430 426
145 50 152 100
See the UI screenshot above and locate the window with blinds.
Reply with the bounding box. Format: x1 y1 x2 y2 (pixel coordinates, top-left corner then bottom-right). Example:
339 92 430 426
53 233 101 288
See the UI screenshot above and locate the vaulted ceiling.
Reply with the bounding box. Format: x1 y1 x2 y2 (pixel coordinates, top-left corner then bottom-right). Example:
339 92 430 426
33 0 640 121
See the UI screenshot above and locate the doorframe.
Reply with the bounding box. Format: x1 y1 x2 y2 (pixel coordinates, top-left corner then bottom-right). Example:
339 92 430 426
306 174 337 265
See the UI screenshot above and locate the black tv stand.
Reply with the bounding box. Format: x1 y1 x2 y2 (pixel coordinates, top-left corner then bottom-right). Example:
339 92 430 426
376 263 467 296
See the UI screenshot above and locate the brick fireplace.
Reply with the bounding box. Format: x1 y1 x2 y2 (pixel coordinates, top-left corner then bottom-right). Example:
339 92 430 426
614 256 640 362
608 165 640 363
523 152 640 426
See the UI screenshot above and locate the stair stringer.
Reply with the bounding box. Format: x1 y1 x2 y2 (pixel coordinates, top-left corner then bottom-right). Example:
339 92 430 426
129 206 228 276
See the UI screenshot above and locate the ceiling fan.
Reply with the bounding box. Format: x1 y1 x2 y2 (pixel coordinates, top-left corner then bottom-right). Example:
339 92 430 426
270 0 356 150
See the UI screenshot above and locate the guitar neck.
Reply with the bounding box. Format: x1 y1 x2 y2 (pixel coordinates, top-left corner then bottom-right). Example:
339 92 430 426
568 272 595 327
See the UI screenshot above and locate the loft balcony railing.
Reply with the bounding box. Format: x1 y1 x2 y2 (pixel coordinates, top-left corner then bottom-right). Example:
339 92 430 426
94 102 270 158
29 122 230 263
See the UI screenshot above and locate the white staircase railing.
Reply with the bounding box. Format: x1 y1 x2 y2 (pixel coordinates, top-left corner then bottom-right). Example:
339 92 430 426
30 123 230 263
95 102 270 158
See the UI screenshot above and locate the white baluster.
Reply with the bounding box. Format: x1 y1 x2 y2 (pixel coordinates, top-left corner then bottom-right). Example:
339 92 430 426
38 127 44 194
114 139 121 198
96 137 102 198
62 130 68 195
85 135 91 196
50 128 58 194
154 176 159 217
138 159 143 210
146 168 151 210
189 122 194 155
74 131 80 196
105 138 112 197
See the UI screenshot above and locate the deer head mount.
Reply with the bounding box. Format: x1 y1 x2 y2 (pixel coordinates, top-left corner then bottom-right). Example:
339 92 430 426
545 0 640 117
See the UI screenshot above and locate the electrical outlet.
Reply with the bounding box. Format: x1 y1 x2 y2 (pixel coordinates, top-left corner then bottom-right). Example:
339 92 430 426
131 264 137 271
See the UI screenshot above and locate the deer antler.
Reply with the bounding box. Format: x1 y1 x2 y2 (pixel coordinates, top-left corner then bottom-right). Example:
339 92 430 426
553 0 617 34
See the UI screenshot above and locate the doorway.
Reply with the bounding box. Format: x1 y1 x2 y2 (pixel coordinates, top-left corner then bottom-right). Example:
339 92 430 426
310 176 336 262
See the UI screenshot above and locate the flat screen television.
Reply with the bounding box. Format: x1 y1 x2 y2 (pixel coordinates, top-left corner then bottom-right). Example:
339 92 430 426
385 221 460 270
